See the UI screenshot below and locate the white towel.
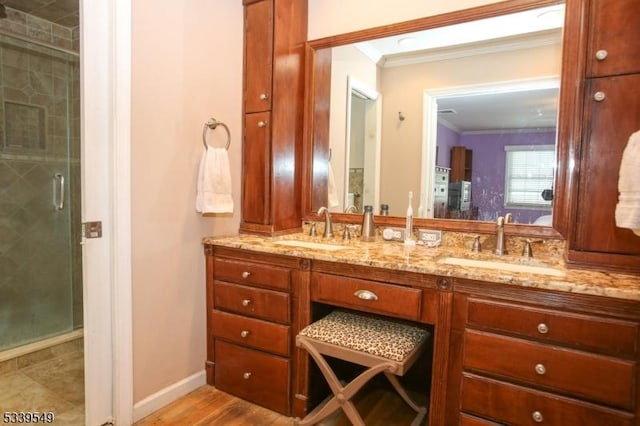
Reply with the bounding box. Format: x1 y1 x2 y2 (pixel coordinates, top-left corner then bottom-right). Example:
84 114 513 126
615 130 640 236
327 161 340 207
196 147 234 214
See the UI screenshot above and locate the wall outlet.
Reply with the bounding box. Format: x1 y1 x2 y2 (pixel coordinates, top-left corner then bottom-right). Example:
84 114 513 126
382 227 405 241
418 229 442 245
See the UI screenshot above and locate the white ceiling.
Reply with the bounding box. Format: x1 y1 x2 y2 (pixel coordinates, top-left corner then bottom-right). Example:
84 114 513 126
356 4 565 132
436 86 559 133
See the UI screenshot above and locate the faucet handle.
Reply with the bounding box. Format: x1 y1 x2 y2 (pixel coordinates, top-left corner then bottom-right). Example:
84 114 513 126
309 222 317 237
522 239 543 258
471 236 481 252
342 225 352 242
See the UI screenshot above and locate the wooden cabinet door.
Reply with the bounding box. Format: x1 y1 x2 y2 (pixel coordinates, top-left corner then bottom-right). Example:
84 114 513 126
242 112 271 224
574 74 640 255
586 0 640 77
244 0 273 113
450 147 472 183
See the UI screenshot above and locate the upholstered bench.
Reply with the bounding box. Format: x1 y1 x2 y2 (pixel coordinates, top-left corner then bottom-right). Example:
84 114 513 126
295 310 430 426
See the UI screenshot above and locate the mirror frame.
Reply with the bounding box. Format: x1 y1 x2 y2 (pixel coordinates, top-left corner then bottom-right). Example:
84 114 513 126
302 0 583 239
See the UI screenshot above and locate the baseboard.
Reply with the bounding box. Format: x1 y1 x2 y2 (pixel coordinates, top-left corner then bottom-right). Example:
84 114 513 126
133 370 207 422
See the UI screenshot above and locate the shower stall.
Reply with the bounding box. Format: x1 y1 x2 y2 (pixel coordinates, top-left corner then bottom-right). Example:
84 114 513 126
0 17 82 354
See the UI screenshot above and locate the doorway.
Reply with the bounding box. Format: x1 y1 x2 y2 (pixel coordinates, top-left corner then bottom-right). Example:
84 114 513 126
345 76 381 212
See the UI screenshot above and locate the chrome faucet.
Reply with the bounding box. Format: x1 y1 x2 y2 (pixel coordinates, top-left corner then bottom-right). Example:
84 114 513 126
317 206 334 238
344 205 358 213
494 213 512 256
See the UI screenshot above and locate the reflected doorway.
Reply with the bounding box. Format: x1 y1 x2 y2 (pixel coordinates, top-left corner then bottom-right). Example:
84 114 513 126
345 76 381 212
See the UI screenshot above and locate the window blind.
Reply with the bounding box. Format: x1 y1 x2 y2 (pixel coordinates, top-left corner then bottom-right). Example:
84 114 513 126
504 145 554 208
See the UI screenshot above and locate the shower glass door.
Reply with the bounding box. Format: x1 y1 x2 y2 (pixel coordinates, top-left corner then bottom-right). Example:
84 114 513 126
0 32 81 352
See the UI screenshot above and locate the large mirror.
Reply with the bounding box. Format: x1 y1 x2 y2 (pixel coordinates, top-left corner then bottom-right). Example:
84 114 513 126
304 0 571 236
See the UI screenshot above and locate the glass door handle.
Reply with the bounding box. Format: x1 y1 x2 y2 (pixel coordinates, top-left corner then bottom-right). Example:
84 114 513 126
54 173 65 210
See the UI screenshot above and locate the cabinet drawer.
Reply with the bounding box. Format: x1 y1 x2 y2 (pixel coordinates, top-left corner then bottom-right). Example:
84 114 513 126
214 257 291 291
211 310 290 356
214 340 290 415
463 330 635 410
466 298 638 356
312 273 422 321
215 282 290 324
460 413 501 426
461 373 634 426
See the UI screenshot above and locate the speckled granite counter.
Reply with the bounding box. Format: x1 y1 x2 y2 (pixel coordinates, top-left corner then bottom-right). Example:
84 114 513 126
202 233 640 302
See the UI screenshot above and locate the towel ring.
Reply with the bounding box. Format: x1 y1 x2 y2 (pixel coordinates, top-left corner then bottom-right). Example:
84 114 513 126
202 118 231 150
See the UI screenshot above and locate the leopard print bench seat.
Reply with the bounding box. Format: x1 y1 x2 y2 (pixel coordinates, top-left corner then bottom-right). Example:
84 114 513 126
295 310 430 426
298 310 429 362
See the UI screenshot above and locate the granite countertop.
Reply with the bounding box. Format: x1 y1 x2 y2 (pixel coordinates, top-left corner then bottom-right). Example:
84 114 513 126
202 232 640 302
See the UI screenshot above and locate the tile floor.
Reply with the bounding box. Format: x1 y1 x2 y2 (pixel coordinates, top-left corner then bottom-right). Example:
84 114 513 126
0 339 84 425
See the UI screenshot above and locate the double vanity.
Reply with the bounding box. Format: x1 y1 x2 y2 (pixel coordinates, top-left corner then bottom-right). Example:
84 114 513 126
203 230 640 425
206 0 640 423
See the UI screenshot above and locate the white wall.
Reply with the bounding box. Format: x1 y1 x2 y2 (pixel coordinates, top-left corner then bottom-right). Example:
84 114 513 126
131 0 242 403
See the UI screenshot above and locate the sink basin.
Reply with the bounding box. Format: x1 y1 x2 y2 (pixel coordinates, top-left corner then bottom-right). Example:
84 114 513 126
438 256 565 277
273 239 350 251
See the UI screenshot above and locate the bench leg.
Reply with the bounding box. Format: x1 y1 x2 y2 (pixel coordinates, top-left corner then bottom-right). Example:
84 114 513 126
384 372 428 426
295 337 396 426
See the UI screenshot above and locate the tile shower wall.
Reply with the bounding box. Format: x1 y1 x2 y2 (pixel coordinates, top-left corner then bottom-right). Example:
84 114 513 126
0 6 82 348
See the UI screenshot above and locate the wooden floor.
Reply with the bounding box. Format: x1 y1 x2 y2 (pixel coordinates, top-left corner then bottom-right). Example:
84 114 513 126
135 379 428 426
134 386 291 426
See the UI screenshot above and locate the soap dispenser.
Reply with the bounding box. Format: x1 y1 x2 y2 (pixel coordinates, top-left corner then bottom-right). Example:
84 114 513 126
361 205 375 241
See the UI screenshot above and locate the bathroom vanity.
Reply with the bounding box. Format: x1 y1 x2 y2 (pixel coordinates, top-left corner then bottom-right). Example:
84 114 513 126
203 234 640 424
210 0 640 423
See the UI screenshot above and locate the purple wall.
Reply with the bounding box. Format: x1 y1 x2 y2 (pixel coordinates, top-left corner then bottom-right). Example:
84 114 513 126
436 123 460 168
436 127 555 224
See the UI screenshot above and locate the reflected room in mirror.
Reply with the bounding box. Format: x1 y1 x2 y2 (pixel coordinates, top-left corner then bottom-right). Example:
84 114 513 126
309 1 565 227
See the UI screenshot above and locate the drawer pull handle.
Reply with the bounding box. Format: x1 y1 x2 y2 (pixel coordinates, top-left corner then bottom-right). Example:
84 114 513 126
243 372 252 380
259 93 269 100
532 411 544 423
354 290 378 301
257 121 267 128
535 363 546 375
241 271 251 279
595 49 608 61
593 91 606 102
537 323 549 334
240 330 250 338
241 299 251 307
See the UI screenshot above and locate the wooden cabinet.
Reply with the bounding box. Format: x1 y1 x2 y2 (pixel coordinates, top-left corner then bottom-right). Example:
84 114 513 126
450 146 472 183
204 246 309 415
566 0 640 271
240 0 307 235
585 0 640 78
447 280 640 425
